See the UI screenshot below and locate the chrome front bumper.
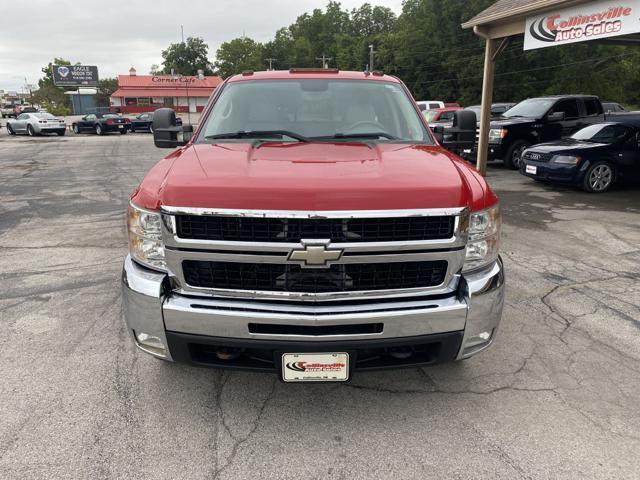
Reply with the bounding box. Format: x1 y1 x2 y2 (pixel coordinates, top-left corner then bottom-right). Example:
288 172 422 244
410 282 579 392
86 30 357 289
122 255 504 363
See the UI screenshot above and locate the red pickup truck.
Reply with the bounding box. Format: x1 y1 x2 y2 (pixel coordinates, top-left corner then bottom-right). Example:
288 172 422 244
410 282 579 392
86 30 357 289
123 70 504 382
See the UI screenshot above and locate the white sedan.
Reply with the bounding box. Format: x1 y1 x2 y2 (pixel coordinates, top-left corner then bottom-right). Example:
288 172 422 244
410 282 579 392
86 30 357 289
7 112 66 136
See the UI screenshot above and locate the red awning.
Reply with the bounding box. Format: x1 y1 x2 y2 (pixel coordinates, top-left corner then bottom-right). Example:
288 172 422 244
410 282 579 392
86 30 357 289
111 88 214 98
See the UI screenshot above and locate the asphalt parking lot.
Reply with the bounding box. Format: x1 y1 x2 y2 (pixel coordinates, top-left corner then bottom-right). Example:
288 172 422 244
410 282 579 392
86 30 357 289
1 132 639 479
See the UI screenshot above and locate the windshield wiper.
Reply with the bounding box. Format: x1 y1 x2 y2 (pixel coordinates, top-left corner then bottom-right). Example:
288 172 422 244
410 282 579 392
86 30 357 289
205 130 310 142
312 132 399 140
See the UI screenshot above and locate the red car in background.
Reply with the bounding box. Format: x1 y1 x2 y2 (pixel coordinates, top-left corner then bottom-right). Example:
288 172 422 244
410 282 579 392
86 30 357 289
424 107 462 126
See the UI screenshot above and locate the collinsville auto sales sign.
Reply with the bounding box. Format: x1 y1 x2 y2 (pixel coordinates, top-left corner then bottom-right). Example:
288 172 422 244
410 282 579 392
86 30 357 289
525 0 640 50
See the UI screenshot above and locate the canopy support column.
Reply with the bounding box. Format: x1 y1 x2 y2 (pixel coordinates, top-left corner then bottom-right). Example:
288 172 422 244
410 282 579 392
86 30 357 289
475 31 497 177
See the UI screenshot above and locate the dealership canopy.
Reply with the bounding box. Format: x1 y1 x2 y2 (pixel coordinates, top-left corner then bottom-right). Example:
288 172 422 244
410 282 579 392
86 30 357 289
462 0 640 175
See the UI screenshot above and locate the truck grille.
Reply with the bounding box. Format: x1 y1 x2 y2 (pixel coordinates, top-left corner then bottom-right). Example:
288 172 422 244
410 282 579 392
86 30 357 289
175 215 455 243
182 260 448 293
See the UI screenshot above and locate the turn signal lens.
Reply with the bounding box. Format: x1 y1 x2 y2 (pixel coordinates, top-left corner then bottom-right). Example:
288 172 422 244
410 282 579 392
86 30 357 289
127 203 166 271
464 204 501 273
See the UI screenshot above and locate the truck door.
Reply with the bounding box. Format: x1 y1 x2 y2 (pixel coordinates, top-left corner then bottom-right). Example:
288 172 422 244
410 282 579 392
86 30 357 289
549 99 581 137
583 98 605 128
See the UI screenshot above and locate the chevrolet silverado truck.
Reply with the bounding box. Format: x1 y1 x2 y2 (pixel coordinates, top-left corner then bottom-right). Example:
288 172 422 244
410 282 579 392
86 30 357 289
479 95 608 169
122 70 504 382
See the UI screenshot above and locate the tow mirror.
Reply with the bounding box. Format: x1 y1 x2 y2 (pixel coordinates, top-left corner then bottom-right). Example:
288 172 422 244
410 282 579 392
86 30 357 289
548 111 565 122
452 110 477 131
153 108 193 148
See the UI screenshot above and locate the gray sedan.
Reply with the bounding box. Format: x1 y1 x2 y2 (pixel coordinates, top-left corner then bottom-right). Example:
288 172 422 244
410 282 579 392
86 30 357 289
7 112 66 136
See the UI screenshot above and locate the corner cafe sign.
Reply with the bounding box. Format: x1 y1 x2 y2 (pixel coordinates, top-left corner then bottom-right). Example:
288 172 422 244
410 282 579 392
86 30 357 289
524 0 640 50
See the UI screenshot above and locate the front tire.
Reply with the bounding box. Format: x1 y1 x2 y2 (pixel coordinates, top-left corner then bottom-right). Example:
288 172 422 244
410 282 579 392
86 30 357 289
583 161 616 193
7 124 16 135
72 124 80 134
95 124 103 135
504 140 530 170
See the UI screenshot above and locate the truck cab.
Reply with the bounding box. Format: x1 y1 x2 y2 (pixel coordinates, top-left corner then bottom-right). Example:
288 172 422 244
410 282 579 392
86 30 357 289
482 95 605 169
122 70 504 382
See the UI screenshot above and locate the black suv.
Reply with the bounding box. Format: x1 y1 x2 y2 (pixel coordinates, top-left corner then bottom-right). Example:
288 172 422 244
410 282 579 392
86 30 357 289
481 95 607 169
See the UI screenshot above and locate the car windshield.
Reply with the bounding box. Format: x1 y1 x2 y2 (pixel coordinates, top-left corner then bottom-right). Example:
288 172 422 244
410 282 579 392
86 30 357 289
198 79 430 143
571 123 632 143
424 110 438 122
503 98 555 118
34 113 55 119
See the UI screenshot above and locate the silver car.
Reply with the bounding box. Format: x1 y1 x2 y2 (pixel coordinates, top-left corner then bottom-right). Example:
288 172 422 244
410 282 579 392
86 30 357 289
6 112 66 136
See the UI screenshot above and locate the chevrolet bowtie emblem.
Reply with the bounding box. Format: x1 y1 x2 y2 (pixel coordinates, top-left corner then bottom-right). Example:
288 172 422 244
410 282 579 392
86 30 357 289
288 240 343 268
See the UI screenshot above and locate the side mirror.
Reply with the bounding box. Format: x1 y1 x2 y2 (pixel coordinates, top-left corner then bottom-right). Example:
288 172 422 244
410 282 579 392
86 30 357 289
547 111 565 122
153 108 193 148
451 110 477 131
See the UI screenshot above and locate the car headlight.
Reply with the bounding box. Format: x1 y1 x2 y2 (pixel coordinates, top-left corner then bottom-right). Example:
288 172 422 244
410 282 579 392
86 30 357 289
463 203 501 273
488 128 506 143
551 154 581 165
127 203 166 271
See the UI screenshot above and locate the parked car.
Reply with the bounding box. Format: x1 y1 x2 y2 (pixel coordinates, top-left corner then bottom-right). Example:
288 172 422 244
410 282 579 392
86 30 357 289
416 100 445 111
122 70 505 380
2 103 16 118
6 112 66 136
473 95 640 169
72 113 131 135
424 107 462 127
602 102 626 113
131 112 182 133
520 121 640 192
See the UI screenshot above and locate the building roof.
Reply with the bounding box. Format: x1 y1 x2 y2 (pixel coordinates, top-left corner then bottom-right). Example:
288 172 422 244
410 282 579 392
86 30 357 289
111 88 214 98
462 0 576 28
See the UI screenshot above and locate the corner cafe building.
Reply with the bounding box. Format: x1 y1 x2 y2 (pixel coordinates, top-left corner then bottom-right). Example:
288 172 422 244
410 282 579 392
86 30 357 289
110 67 222 114
463 0 640 176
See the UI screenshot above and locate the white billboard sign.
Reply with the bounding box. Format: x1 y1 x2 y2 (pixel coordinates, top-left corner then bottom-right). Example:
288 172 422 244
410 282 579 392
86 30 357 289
524 0 640 50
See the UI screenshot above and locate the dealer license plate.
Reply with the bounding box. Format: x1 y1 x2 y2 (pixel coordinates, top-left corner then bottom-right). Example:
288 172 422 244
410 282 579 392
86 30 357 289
282 352 349 382
526 165 537 175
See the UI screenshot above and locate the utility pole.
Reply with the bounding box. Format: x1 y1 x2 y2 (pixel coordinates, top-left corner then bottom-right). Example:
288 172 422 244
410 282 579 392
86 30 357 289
315 54 333 69
265 58 277 71
369 44 375 71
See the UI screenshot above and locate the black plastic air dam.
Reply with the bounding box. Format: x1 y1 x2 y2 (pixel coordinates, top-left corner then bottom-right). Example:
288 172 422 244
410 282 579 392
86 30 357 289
165 331 463 375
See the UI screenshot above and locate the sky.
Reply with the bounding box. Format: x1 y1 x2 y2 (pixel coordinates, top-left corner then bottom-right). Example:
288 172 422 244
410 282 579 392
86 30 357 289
0 0 404 92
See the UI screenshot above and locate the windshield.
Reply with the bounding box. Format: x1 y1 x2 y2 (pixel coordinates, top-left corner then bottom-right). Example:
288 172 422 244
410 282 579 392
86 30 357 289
424 110 438 122
503 98 555 118
198 79 430 143
571 123 632 143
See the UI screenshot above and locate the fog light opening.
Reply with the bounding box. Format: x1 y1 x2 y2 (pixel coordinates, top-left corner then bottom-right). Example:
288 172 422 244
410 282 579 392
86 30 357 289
134 331 168 357
389 346 413 360
462 330 494 357
215 347 243 361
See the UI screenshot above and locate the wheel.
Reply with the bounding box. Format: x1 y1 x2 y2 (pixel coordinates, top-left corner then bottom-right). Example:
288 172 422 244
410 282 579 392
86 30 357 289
57 130 66 136
131 127 136 133
582 161 616 193
27 125 36 136
7 124 15 135
95 124 103 135
504 140 530 170
72 124 80 134
149 124 154 133
120 129 128 135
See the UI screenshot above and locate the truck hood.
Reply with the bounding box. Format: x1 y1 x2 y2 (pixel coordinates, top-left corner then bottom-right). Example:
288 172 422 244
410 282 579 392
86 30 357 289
489 117 538 128
145 142 486 211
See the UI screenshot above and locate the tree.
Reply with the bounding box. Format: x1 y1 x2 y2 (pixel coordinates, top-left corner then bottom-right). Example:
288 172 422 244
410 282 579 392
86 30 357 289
161 37 213 75
96 78 118 107
149 64 162 75
214 37 264 78
30 58 73 115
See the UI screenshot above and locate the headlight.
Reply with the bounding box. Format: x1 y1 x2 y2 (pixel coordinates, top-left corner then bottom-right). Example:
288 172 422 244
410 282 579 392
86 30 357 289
127 203 166 271
488 128 506 143
464 203 501 273
551 154 581 165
